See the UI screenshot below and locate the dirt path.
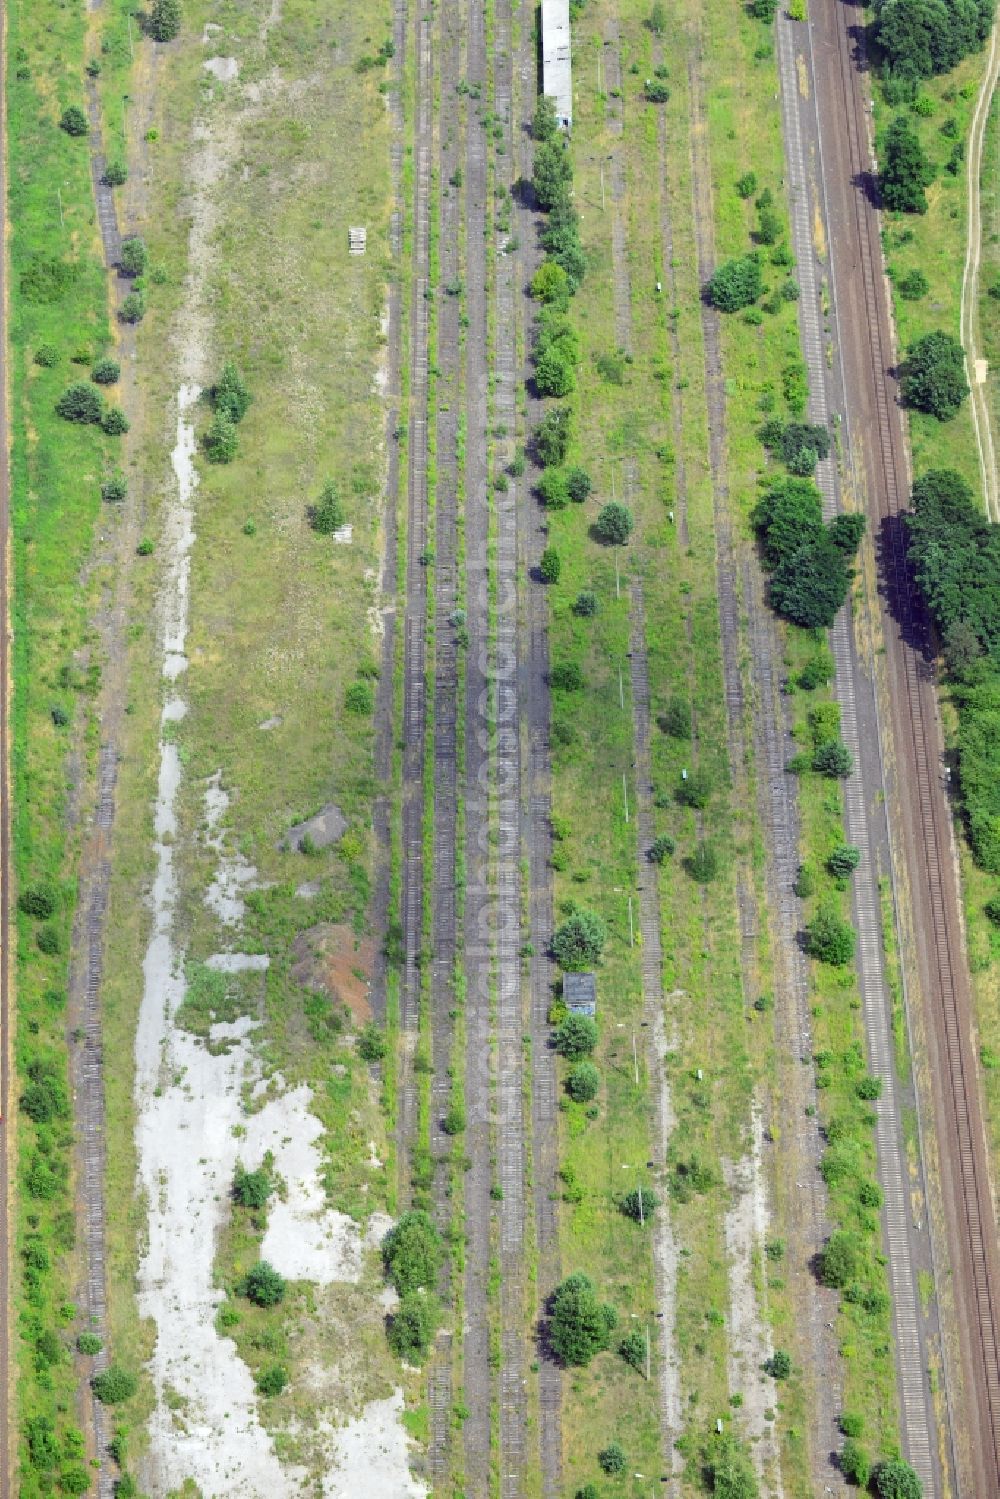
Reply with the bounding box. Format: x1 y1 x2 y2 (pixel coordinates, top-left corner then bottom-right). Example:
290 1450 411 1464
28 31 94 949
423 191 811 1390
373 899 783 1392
961 22 1000 521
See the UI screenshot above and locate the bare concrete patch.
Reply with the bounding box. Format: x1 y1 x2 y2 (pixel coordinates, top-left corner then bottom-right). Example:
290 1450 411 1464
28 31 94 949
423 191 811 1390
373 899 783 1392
204 772 258 924
722 1105 783 1491
259 715 282 730
333 523 353 544
204 56 240 82
322 1391 428 1498
202 21 223 42
291 923 374 1022
205 952 270 973
295 879 322 899
282 802 347 852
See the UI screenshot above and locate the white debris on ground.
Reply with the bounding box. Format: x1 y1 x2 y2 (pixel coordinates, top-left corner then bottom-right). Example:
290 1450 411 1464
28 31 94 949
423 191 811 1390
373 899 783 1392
320 1391 428 1498
204 772 258 925
204 55 240 82
205 952 270 972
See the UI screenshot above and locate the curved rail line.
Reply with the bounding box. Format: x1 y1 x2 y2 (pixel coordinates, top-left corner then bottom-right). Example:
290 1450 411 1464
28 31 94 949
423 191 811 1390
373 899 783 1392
824 3 1000 1489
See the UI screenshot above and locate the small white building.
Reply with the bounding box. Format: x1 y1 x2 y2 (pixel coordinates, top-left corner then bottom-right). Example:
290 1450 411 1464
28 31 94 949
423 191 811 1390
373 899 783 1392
541 0 572 130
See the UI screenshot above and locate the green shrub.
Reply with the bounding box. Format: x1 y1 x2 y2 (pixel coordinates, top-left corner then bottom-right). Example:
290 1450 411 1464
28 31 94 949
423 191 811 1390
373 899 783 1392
736 170 758 198
898 267 929 300
880 115 933 212
750 0 776 18
34 343 59 368
621 1185 659 1222
21 1071 68 1124
102 474 128 504
553 1013 598 1058
648 834 675 864
119 236 148 277
256 1364 288 1396
149 0 183 42
537 468 569 509
101 407 130 436
550 661 583 691
871 1459 922 1499
233 1163 272 1209
388 1291 438 1362
92 1366 137 1404
60 106 88 137
213 361 251 423
345 681 374 715
103 160 128 187
91 357 120 385
840 1412 864 1438
549 1273 617 1365
840 1439 870 1486
805 906 855 964
310 480 345 534
676 766 713 809
819 1230 861 1289
598 1442 626 1475
19 884 56 919
565 465 592 502
619 1329 647 1371
764 1349 791 1379
859 1179 883 1208
358 1023 387 1061
539 546 561 583
241 1261 285 1307
572 590 597 617
566 1060 600 1102
37 925 62 956
383 1210 444 1295
58 1467 91 1495
56 383 102 424
686 841 719 883
535 405 572 465
552 908 606 969
705 253 763 311
204 413 237 463
813 739 853 777
443 1101 466 1135
118 291 146 324
856 1074 883 1100
828 844 861 879
77 1332 103 1356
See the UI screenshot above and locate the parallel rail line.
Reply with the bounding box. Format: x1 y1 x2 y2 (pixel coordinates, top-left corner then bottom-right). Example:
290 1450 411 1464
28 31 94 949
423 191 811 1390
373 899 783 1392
822 2 1000 1488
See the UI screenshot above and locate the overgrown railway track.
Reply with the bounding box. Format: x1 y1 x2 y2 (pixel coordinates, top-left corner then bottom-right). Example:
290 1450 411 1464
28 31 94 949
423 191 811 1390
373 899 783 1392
815 1 1000 1489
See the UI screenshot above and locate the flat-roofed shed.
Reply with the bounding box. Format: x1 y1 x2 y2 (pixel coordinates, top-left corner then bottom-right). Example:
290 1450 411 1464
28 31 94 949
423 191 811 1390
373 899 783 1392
541 0 573 130
563 971 596 1017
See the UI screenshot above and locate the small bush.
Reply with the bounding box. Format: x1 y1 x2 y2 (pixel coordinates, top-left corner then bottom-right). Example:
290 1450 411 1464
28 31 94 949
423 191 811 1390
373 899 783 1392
535 405 572 465
621 1185 659 1221
537 468 569 509
566 1060 600 1102
599 1442 626 1476
856 1074 883 1100
813 739 853 778
358 1023 387 1061
805 906 855 965
660 697 691 739
871 1459 922 1499
840 1412 864 1438
442 1102 466 1135
383 1209 444 1295
819 1230 860 1289
204 413 237 463
101 407 130 436
118 291 146 324
102 474 128 504
840 1438 870 1486
828 844 861 879
565 465 592 502
389 1291 438 1362
859 1180 883 1208
60 106 88 137
736 170 759 198
594 501 634 545
19 884 57 920
345 681 374 715
56 383 102 424
37 925 62 956
149 0 182 42
77 1332 103 1356
213 361 251 423
242 1261 285 1307
619 1329 647 1371
648 834 675 864
92 1366 137 1404
705 253 763 311
551 661 583 691
119 236 148 277
686 841 719 883
310 480 345 534
34 343 59 368
676 766 712 809
91 357 120 385
59 1467 91 1496
572 590 597 618
898 268 929 300
539 546 562 583
103 160 128 187
256 1364 288 1396
233 1163 272 1210
764 1349 791 1379
552 908 606 969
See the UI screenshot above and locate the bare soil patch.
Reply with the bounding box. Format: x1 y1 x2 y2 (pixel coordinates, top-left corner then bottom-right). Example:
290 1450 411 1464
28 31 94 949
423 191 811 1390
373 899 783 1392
292 922 374 1023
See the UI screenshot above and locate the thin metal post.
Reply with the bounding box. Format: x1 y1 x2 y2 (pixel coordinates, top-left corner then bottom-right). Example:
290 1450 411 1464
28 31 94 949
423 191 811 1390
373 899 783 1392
628 898 634 948
619 664 624 711
622 773 629 823
57 189 64 228
632 1028 639 1083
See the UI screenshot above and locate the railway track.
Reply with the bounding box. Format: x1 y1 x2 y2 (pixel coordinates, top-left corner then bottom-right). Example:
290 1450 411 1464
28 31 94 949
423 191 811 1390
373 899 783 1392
814 1 1000 1490
775 7 940 1487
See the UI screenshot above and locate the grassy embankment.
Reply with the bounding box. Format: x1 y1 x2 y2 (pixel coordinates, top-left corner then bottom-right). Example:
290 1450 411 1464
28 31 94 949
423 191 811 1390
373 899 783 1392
7 0 129 1491
91 0 420 1484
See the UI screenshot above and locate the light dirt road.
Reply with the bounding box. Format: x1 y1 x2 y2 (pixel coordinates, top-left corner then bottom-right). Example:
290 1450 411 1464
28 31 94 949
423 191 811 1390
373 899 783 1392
961 24 1000 520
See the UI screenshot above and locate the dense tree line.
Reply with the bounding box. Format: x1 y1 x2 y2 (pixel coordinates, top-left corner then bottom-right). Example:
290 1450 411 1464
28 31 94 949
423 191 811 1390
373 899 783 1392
874 0 993 82
752 477 865 629
906 470 1000 873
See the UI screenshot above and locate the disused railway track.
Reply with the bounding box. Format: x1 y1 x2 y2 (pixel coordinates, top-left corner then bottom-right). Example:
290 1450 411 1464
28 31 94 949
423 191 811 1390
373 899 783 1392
816 2 1000 1489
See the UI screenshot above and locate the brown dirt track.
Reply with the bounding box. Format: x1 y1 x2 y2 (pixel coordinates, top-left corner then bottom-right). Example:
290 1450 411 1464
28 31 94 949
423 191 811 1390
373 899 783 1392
812 1 1000 1491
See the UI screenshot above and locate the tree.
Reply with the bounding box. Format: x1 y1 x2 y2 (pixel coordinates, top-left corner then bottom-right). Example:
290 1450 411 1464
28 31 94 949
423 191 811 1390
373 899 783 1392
548 1272 617 1365
213 361 251 423
256 1364 288 1396
813 739 853 777
750 0 777 17
553 1013 598 1058
552 908 606 969
764 1349 791 1379
531 259 570 306
806 906 856 964
566 1060 600 1102
101 407 130 435
149 0 183 42
103 160 128 186
358 1023 387 1061
645 78 670 103
619 1329 647 1370
60 106 88 137
901 330 968 420
649 1 666 33
770 535 852 629
102 474 128 503
871 1459 923 1499
550 661 583 690
242 1261 285 1307
535 405 572 465
382 1209 444 1295
705 254 763 312
840 1438 871 1486
534 137 572 210
19 884 56 919
621 1185 659 1221
594 501 634 544
598 1442 626 1475
55 383 102 424
310 480 345 534
91 358 120 385
535 343 575 397
388 1291 438 1362
880 115 933 212
648 833 675 863
829 511 866 554
819 1229 861 1288
539 546 561 583
533 93 559 142
705 1435 760 1499
676 766 713 808
204 413 238 463
572 590 598 617
898 267 929 299
875 0 993 81
92 1366 137 1404
233 1163 272 1210
119 236 148 276
119 291 146 324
